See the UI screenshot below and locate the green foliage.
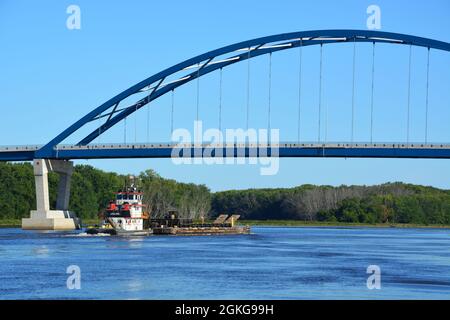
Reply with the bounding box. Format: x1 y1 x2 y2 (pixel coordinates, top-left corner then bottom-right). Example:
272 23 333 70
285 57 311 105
0 163 210 220
211 188 289 219
0 162 35 219
139 169 210 219
212 183 450 225
1 162 450 225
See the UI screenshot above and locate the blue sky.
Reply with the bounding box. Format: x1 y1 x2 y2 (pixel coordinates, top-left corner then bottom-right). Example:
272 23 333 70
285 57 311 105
1 0 450 191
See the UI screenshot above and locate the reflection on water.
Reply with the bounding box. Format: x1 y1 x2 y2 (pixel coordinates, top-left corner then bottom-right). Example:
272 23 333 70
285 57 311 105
0 226 449 299
31 245 49 257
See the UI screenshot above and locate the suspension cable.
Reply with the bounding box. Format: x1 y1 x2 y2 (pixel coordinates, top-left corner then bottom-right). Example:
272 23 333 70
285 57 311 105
219 68 223 132
268 52 272 135
406 45 412 144
98 117 101 144
370 42 376 144
324 47 328 143
351 37 356 143
196 67 200 122
318 44 323 143
171 89 175 136
146 103 150 142
297 39 303 143
425 47 430 144
246 48 251 131
134 105 137 143
124 117 127 144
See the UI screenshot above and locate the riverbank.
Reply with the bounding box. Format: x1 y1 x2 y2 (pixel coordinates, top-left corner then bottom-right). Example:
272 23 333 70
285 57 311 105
0 219 100 228
0 219 21 228
2 218 450 229
3 163 450 226
238 220 450 229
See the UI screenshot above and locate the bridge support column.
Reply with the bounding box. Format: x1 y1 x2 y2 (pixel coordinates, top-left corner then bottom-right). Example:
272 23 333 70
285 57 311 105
22 159 81 230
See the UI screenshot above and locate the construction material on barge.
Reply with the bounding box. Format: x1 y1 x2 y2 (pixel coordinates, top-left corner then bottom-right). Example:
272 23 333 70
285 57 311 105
152 215 250 236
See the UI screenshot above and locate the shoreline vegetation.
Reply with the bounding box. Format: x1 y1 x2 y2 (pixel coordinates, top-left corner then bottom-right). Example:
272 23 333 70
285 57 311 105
1 218 450 229
2 162 450 228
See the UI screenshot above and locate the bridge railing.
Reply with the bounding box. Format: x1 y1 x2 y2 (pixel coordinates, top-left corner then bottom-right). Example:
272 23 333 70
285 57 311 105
0 145 41 152
55 142 450 150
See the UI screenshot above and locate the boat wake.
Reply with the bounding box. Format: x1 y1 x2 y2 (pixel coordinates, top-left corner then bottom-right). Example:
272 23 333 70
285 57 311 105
66 232 111 237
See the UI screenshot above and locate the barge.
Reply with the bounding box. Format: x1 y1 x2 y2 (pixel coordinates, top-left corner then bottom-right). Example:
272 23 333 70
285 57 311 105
86 182 250 236
152 214 250 236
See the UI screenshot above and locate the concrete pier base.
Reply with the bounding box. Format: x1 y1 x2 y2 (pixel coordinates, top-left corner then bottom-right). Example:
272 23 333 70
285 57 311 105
22 210 81 230
22 159 81 230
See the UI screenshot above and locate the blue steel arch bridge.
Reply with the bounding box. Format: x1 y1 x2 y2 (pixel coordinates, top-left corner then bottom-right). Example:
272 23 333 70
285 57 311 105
1 29 450 162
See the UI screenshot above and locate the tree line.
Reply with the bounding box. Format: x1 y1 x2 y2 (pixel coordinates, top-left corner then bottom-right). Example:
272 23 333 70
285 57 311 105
1 162 450 224
0 162 210 220
211 184 450 224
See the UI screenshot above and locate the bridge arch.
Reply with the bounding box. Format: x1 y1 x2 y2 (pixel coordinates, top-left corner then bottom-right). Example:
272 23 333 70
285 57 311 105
36 29 450 158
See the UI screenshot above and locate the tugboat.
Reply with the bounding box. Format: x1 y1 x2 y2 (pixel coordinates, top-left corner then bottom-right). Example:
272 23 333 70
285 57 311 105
86 181 150 236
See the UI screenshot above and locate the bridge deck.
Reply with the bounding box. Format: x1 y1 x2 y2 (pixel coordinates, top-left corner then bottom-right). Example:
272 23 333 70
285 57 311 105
1 142 450 161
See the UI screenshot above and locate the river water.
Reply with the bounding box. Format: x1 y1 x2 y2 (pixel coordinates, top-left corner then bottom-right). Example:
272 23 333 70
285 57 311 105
0 226 449 299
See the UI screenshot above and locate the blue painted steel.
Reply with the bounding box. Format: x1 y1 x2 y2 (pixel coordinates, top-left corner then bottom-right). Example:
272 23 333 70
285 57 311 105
34 30 450 159
4 146 450 161
0 151 36 161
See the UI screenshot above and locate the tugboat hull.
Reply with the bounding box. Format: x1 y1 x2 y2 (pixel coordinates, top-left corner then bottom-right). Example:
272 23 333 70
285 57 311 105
86 227 116 235
86 227 151 236
115 229 152 236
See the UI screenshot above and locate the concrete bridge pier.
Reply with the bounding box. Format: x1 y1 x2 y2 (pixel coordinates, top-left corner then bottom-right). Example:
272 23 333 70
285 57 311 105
22 159 81 230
